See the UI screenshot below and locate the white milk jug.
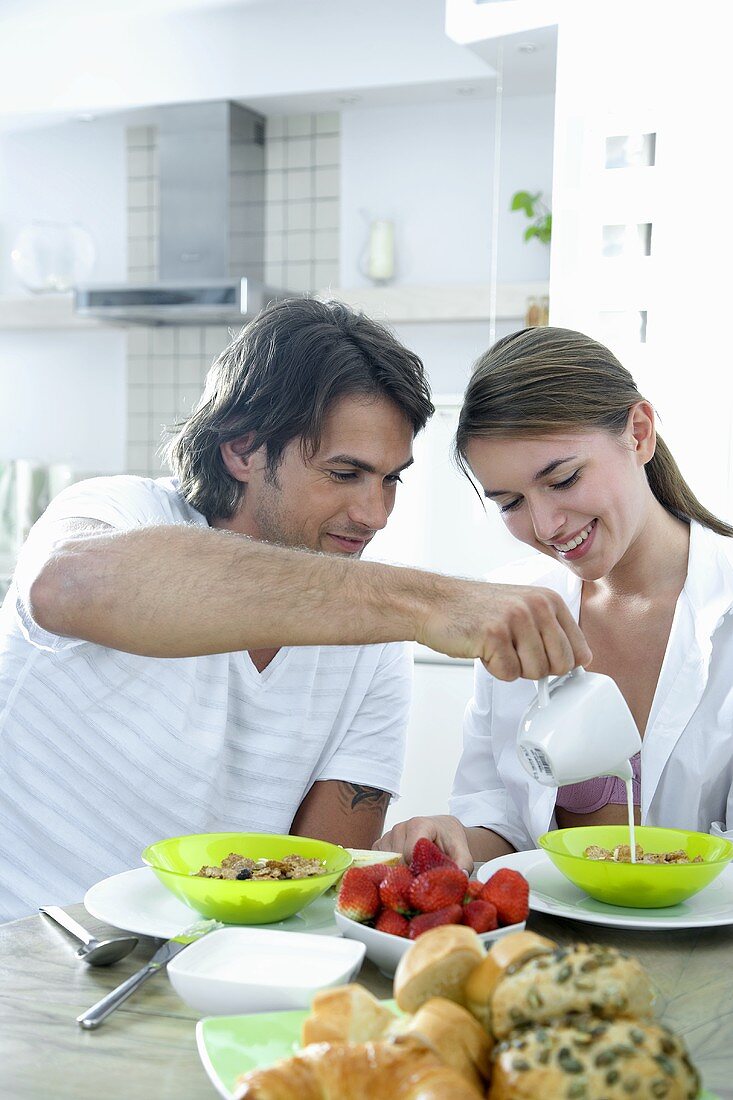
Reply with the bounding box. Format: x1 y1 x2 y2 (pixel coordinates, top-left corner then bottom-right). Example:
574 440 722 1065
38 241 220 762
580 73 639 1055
517 667 642 787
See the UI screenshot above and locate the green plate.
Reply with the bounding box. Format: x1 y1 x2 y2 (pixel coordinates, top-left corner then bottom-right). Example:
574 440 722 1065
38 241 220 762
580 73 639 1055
196 1009 718 1100
539 826 733 908
142 832 352 924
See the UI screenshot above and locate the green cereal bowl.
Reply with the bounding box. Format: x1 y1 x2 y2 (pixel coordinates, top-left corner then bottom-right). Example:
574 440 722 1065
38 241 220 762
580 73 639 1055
538 825 733 909
142 833 352 924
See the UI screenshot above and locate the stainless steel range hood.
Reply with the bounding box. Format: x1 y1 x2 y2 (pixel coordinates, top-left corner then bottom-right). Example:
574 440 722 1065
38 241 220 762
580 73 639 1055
75 101 288 326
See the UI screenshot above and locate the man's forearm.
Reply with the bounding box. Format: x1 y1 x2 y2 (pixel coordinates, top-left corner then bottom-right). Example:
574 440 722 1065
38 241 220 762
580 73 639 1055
29 524 438 657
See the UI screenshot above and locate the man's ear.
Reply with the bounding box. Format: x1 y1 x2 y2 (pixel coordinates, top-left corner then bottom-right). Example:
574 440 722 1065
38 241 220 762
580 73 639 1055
220 435 262 484
626 400 656 465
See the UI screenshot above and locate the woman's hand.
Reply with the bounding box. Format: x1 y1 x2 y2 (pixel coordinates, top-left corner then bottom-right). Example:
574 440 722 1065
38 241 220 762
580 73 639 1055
374 814 474 874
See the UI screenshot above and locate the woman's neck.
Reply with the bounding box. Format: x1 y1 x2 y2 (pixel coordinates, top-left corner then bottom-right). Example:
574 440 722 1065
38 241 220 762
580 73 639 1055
587 502 691 605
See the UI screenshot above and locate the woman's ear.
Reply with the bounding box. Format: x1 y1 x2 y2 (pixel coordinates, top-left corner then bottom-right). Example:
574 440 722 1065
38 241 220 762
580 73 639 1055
626 401 656 465
220 435 261 483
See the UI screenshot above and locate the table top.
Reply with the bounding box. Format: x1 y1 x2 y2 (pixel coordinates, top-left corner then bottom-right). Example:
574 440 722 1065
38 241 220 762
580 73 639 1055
1 900 733 1099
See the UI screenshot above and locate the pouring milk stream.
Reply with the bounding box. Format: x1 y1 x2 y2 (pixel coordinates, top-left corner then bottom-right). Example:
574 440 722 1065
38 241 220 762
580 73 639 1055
517 668 643 860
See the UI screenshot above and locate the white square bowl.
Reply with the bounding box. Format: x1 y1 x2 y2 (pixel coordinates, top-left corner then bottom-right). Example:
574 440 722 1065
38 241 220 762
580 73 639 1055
334 911 526 977
167 927 365 1016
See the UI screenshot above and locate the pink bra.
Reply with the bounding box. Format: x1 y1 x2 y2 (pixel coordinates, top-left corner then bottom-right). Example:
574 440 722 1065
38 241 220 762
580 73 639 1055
555 752 641 815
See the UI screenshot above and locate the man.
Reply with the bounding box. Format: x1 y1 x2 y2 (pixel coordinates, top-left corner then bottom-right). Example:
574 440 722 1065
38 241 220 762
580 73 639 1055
0 298 588 920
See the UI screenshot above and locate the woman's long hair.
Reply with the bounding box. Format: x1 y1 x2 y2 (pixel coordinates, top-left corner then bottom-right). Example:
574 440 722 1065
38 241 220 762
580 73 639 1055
455 326 733 537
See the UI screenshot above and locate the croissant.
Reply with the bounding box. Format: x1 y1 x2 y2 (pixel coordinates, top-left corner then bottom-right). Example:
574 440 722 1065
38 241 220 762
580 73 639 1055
233 1037 484 1100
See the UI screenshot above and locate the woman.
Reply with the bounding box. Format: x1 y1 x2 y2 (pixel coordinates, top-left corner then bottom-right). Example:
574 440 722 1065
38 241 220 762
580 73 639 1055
377 326 733 872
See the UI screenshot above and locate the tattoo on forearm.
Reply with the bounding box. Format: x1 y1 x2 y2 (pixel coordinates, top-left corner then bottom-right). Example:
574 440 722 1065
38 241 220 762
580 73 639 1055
338 783 390 814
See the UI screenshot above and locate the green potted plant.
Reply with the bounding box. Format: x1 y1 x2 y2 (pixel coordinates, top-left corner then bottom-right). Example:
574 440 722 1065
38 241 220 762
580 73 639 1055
510 190 552 244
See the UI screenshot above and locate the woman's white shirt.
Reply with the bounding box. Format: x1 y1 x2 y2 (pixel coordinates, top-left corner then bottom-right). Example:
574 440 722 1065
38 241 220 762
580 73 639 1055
450 522 733 849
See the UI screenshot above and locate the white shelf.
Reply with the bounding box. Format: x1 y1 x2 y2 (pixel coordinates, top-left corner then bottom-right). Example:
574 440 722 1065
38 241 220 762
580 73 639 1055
0 294 106 330
0 282 550 330
320 282 548 324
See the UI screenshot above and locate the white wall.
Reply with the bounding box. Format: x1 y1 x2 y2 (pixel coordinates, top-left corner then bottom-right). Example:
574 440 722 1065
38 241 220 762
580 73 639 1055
340 94 554 290
0 117 128 475
0 330 126 471
0 117 127 294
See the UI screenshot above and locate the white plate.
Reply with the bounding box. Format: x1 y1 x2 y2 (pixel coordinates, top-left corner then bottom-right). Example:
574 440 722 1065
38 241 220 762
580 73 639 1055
477 849 733 930
84 866 341 940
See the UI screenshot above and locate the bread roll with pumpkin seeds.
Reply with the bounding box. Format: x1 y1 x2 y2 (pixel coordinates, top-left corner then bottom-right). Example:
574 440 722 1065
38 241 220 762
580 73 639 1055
488 1015 700 1100
483 943 654 1039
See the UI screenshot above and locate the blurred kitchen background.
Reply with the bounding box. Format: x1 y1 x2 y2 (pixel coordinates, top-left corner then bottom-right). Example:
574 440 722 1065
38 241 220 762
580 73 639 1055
0 0 730 827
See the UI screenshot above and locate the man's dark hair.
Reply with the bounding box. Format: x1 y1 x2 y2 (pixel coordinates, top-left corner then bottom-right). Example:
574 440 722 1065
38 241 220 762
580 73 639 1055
164 296 434 520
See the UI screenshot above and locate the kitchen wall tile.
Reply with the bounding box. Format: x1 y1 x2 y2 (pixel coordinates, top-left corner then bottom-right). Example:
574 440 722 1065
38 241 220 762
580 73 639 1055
314 135 339 166
128 179 153 209
178 356 207 385
315 113 339 135
127 413 151 444
265 171 286 202
176 384 204 417
313 261 340 290
127 126 155 149
128 210 153 239
266 202 286 233
126 443 149 473
150 360 176 385
284 263 314 293
265 140 286 172
128 149 153 179
204 327 232 358
286 138 312 170
287 200 313 232
285 231 312 263
127 356 149 385
265 232 285 265
127 328 151 356
314 199 339 231
313 229 339 262
314 166 339 199
265 261 285 287
286 169 313 202
267 116 286 140
127 239 154 269
151 327 176 356
128 386 151 416
177 328 204 356
286 114 313 138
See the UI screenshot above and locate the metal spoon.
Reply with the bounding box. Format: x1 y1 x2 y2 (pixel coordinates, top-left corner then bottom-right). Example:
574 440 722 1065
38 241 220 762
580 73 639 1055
40 906 139 966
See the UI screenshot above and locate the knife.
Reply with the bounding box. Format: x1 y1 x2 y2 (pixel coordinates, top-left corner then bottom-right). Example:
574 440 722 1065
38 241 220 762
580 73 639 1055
76 918 222 1029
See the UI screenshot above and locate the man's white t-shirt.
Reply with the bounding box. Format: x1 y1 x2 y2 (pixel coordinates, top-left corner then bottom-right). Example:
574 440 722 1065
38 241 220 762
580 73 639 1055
0 476 412 921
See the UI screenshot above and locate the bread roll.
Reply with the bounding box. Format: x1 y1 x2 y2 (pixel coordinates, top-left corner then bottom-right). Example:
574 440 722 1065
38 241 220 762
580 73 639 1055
301 984 395 1046
488 1015 700 1100
234 1037 484 1100
394 925 486 1014
391 996 493 1093
486 943 655 1040
465 931 556 1029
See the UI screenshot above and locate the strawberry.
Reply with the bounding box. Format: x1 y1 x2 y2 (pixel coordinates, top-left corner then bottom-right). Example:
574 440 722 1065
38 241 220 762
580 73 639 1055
408 903 463 940
360 863 390 887
336 867 380 923
409 837 457 877
375 909 410 938
462 899 498 934
408 866 468 914
379 865 414 915
464 879 485 902
480 868 530 926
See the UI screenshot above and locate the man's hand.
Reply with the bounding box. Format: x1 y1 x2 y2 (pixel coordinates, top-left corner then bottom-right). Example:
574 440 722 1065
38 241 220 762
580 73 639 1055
375 815 475 874
415 580 591 682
